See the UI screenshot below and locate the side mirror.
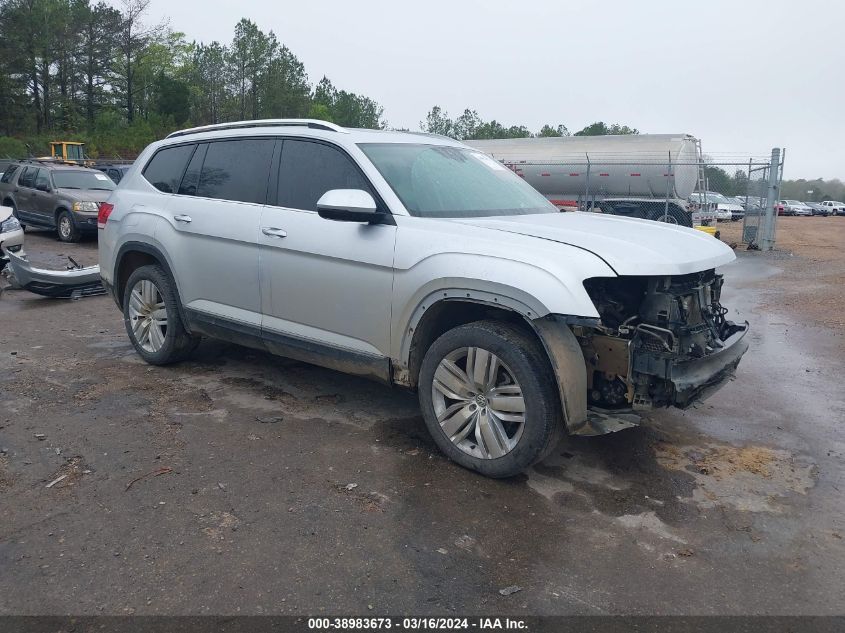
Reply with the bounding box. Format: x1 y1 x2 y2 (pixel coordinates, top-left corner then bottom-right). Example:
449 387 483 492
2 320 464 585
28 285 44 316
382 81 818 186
36 183 50 192
317 189 379 223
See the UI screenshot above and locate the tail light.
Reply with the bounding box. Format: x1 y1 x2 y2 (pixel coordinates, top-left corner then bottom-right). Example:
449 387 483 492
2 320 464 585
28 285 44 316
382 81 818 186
97 202 114 229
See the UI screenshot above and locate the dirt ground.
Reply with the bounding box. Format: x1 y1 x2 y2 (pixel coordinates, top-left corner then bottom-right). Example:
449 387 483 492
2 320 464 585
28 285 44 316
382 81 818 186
719 216 845 334
0 225 844 616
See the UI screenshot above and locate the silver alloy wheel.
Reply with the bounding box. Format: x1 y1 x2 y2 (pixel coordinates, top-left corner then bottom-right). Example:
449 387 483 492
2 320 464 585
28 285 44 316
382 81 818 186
59 215 72 239
128 279 168 353
431 347 526 460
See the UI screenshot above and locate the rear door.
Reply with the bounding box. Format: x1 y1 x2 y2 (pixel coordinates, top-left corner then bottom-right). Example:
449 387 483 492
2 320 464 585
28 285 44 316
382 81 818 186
258 138 396 368
154 138 273 329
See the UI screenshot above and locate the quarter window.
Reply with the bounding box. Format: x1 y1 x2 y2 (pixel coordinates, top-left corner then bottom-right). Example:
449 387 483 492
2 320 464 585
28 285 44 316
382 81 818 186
196 139 274 204
276 140 373 211
1 164 19 183
143 144 196 193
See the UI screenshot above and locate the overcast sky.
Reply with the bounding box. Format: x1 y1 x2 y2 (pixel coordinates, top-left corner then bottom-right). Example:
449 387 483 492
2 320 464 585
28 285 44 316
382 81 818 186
139 0 843 179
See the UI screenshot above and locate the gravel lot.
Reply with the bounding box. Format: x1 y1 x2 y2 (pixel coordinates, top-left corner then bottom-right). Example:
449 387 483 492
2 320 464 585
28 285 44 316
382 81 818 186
1 222 843 616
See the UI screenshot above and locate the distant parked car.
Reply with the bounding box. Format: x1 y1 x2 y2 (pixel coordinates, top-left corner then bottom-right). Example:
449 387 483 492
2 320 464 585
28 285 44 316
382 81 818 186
775 200 789 216
97 164 132 184
697 192 742 221
820 201 845 216
0 160 115 242
743 198 765 215
804 202 829 216
783 200 813 216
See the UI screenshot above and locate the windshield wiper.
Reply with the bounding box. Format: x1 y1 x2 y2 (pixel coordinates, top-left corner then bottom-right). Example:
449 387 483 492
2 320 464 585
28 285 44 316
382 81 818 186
60 186 80 189
89 187 114 191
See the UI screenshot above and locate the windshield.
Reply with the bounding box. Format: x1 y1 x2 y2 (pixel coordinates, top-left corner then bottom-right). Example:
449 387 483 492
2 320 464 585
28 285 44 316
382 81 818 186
52 170 115 190
358 143 556 218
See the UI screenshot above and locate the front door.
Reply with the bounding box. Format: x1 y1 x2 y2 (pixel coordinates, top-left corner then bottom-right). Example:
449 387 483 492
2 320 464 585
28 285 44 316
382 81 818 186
32 169 56 224
258 138 396 374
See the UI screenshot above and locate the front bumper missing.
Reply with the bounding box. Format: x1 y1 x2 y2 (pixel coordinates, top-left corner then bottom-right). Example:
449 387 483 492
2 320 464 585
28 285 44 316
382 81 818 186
667 324 749 408
569 322 750 436
1 248 104 299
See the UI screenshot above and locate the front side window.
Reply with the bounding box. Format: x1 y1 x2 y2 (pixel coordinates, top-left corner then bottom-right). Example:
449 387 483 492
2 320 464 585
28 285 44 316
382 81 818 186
143 144 196 193
1 164 19 183
18 166 37 188
52 170 115 190
276 140 373 211
196 139 274 204
358 143 556 218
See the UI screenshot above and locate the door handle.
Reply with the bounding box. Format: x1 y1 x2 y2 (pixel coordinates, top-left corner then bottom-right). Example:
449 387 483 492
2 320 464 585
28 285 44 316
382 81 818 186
261 227 287 238
173 214 192 223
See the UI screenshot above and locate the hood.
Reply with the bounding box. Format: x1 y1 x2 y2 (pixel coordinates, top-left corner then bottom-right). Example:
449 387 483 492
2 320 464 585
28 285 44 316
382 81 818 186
717 203 744 211
450 212 735 276
0 205 12 223
57 188 113 203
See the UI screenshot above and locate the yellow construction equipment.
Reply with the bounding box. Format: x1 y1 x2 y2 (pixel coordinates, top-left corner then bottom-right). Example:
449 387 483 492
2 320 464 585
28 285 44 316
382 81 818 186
42 141 91 165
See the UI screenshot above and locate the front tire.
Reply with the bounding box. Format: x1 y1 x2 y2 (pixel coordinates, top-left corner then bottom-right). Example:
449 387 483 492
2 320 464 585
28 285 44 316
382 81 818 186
418 320 562 478
56 210 80 243
123 265 199 365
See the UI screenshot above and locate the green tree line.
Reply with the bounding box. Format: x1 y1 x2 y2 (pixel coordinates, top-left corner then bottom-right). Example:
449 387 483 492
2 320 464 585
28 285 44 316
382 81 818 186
0 0 384 158
419 105 639 140
703 165 845 202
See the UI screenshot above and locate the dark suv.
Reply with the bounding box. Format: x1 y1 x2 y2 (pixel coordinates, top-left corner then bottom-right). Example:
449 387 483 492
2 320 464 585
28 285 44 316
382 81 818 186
0 161 115 242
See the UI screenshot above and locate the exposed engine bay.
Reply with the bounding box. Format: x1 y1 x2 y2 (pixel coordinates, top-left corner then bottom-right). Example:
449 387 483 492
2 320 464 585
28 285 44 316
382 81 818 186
576 269 749 410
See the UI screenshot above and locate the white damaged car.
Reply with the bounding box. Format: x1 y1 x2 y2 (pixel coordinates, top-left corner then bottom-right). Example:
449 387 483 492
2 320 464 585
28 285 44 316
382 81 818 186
0 205 25 270
97 120 749 477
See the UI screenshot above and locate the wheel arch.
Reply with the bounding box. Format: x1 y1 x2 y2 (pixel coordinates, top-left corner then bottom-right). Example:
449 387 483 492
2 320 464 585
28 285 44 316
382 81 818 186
113 241 189 330
396 292 591 433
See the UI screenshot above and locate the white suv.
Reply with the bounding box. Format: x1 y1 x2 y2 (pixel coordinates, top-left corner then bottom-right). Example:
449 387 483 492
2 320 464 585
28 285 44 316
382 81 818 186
820 201 845 216
98 119 749 478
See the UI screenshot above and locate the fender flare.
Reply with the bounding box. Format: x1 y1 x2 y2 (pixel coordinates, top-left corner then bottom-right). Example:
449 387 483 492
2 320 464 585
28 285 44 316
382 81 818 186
532 315 589 432
398 289 591 433
397 286 548 367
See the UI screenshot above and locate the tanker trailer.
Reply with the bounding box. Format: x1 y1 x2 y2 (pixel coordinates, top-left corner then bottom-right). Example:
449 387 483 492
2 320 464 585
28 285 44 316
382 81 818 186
464 134 702 225
464 134 699 199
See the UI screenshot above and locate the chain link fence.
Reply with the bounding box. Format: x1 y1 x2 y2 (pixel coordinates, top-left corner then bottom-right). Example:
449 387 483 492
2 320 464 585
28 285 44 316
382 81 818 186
467 137 784 248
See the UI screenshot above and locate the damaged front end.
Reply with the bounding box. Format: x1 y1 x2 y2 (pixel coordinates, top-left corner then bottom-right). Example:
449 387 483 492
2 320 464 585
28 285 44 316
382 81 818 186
571 269 748 432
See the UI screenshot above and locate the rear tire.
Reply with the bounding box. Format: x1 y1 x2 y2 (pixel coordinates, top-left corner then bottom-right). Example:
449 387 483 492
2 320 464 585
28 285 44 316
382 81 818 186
56 210 80 243
647 206 691 227
418 320 562 478
123 264 200 365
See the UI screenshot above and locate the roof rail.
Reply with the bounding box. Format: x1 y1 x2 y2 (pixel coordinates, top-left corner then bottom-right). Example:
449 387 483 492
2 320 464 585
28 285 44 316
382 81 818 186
165 119 348 139
13 157 86 167
401 130 457 142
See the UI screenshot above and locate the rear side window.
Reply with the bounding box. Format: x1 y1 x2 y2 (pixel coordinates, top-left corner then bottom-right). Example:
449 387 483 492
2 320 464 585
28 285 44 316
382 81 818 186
35 169 50 190
143 144 196 193
276 140 372 211
1 164 19 183
196 139 274 204
18 166 37 188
